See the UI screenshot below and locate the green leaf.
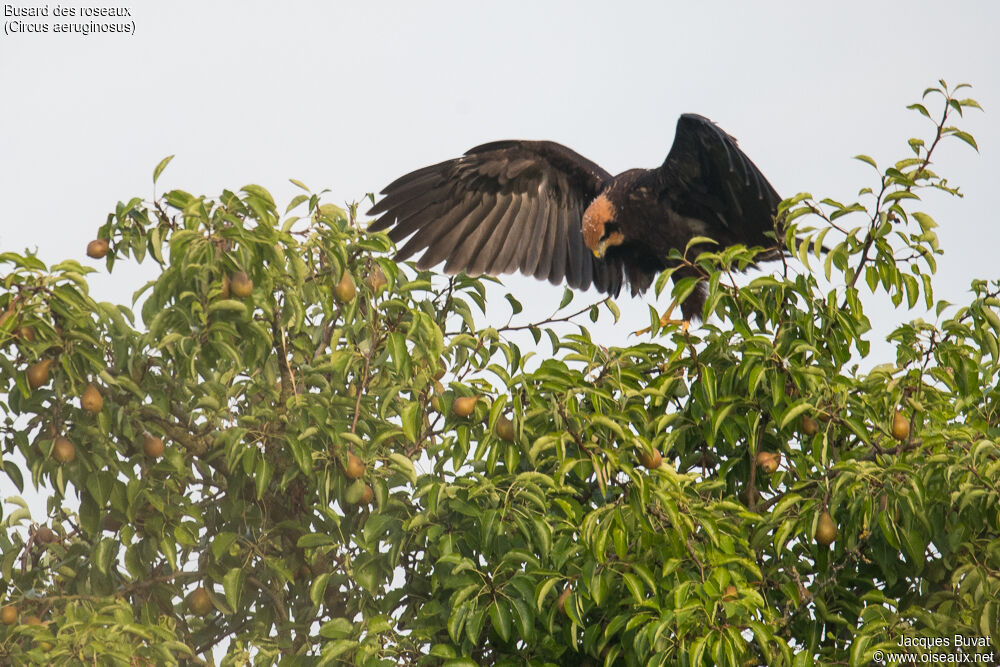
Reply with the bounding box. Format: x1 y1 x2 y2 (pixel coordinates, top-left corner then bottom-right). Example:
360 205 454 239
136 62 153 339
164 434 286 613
310 573 331 609
622 572 644 604
320 618 353 639
448 601 472 644
207 299 248 316
779 401 811 431
535 578 558 613
388 452 417 485
559 287 573 310
223 568 244 610
211 532 240 561
297 533 336 548
947 128 979 151
489 600 512 642
152 155 175 184
93 538 115 576
401 401 421 444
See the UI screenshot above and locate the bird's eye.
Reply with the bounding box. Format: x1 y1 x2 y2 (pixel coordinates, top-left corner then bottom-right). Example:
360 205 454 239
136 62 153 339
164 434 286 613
601 223 620 241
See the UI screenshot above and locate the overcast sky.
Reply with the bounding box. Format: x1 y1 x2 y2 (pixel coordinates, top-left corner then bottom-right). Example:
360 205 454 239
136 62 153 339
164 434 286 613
1 1 997 355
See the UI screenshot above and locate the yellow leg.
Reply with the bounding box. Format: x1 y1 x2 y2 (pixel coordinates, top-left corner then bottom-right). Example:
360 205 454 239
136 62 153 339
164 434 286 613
632 300 690 336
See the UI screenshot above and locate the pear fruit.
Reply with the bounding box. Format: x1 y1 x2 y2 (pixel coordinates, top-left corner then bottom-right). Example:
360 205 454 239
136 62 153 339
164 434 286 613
230 271 253 298
1 604 17 625
36 526 57 544
723 585 738 601
361 484 374 505
101 515 123 532
27 358 53 389
801 415 819 436
81 383 103 414
188 586 213 616
344 453 366 480
334 271 357 303
556 586 572 614
815 511 837 547
452 396 478 418
86 239 109 259
495 414 516 441
18 325 36 342
638 447 662 470
755 451 781 474
430 380 445 413
365 265 387 292
142 433 165 459
891 410 909 441
220 273 231 298
52 436 76 463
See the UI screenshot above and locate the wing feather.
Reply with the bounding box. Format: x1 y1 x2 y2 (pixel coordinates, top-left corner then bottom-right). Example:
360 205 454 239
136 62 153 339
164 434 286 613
522 191 550 277
366 141 631 294
464 194 515 276
492 193 528 275
540 194 565 283
447 194 512 275
660 114 781 245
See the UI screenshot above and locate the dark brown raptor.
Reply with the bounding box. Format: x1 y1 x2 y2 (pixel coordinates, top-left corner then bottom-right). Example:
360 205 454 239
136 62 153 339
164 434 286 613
368 114 784 322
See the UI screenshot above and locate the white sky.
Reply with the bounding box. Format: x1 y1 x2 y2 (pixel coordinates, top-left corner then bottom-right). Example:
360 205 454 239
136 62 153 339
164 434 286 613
1 2 997 350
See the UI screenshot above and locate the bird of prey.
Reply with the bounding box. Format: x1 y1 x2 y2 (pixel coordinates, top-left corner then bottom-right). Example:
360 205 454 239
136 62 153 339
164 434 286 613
367 114 784 326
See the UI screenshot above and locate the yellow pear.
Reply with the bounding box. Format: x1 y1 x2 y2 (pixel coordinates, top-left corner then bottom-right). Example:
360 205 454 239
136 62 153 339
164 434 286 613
556 586 572 614
815 511 837 547
638 447 662 470
142 433 164 459
344 453 366 480
27 358 53 389
801 415 819 436
230 271 253 298
81 383 103 414
86 239 109 259
1 604 17 625
334 271 357 303
188 587 213 616
52 436 76 463
452 396 478 417
35 526 57 544
365 266 387 292
755 451 781 474
891 410 909 441
495 414 516 441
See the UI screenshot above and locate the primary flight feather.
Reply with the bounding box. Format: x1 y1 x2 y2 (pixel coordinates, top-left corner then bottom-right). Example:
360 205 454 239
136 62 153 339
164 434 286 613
367 114 783 322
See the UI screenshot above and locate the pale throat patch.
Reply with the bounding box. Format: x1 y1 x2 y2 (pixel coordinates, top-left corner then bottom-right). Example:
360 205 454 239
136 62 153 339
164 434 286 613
582 194 616 252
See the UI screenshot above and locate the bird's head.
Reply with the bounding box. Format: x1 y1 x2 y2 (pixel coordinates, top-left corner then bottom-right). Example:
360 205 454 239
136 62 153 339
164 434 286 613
582 194 624 258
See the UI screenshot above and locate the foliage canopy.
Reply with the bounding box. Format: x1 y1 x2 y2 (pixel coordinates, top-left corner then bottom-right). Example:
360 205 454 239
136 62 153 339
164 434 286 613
0 82 996 666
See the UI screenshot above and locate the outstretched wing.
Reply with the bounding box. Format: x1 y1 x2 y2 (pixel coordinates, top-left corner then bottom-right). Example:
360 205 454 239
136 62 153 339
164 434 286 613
660 114 782 246
367 140 626 294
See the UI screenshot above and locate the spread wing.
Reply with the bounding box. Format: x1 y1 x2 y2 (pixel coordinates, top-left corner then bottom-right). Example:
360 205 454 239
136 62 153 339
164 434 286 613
660 114 782 246
367 140 627 294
